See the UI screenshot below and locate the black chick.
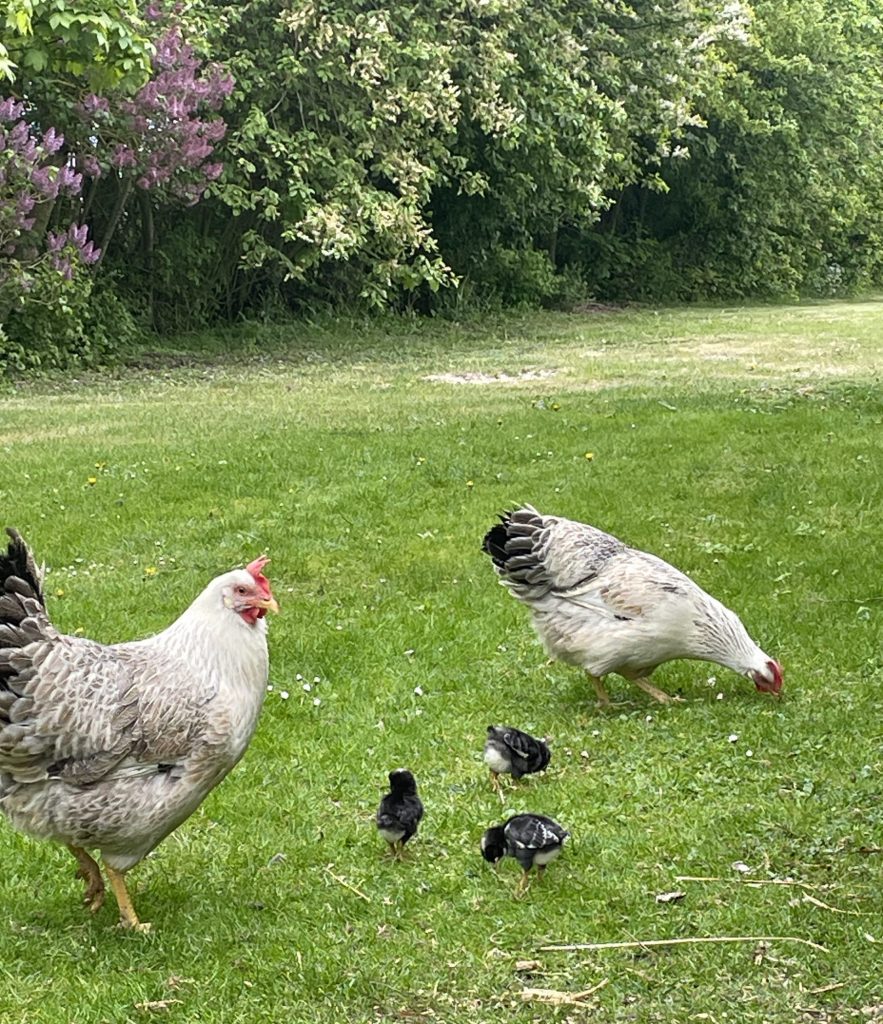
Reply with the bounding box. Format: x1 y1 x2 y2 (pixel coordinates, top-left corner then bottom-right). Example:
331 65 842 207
481 813 569 895
376 769 424 859
484 725 550 799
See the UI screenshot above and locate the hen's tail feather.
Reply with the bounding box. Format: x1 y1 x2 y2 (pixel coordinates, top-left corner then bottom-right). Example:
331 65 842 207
1 529 45 612
482 506 545 572
482 518 511 567
1 530 52 694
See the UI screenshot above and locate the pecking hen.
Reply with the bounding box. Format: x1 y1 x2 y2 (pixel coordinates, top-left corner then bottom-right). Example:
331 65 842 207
0 528 278 931
483 505 782 705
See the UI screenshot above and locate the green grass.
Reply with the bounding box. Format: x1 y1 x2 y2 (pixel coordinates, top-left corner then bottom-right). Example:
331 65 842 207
0 299 881 1023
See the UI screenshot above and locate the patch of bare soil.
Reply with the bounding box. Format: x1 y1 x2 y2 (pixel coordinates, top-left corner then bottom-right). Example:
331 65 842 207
422 369 558 385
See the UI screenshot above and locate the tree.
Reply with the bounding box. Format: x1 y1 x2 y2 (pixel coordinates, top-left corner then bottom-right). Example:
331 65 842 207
588 0 883 299
0 1 232 367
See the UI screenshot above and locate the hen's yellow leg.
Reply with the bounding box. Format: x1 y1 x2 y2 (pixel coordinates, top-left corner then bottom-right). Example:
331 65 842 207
588 673 611 708
67 844 105 913
103 862 151 932
632 676 682 704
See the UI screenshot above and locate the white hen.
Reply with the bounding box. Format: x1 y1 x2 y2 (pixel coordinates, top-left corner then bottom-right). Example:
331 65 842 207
483 505 782 705
0 529 278 930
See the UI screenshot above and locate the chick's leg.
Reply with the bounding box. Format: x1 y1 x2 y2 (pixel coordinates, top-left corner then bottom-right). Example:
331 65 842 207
103 861 151 932
489 770 507 803
514 870 531 899
67 844 105 913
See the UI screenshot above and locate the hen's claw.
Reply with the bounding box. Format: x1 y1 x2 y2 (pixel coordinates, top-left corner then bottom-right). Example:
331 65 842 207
68 844 105 913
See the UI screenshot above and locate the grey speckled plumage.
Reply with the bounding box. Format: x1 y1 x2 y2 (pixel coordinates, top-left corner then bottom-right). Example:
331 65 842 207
0 528 278 929
482 506 782 704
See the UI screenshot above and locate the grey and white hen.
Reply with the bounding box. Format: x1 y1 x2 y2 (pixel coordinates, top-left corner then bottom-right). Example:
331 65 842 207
0 528 278 930
483 505 782 705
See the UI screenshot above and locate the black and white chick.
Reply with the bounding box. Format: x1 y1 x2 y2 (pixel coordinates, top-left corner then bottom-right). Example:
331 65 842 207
481 813 569 895
376 769 424 859
484 725 551 801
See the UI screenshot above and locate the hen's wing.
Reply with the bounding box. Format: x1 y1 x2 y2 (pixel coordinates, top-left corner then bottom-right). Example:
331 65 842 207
0 529 213 786
377 793 423 839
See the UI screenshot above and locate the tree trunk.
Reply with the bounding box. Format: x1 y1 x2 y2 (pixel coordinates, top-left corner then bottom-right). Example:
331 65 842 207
139 190 155 328
94 175 134 268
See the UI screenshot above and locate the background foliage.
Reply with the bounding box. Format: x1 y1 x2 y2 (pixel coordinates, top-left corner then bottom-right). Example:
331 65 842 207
2 0 883 367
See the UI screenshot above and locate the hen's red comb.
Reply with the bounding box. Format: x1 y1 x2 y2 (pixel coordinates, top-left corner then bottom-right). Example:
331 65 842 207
246 555 272 598
246 555 270 578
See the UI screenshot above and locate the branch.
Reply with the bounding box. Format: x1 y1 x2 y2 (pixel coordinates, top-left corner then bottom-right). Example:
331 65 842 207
675 875 817 890
323 865 371 902
539 935 829 954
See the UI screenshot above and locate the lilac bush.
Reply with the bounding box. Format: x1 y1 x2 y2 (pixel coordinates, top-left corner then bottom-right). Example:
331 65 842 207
75 23 233 211
0 97 99 309
1 6 233 368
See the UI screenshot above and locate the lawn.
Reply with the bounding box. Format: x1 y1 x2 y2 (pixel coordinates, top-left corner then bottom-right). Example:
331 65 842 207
0 299 881 1023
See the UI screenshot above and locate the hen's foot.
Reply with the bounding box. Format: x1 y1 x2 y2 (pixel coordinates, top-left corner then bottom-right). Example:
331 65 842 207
587 673 611 708
117 919 153 934
104 862 151 933
632 677 684 704
67 844 105 913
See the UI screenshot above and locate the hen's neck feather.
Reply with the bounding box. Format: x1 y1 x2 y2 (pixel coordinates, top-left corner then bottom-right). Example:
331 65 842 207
689 594 766 675
126 584 269 692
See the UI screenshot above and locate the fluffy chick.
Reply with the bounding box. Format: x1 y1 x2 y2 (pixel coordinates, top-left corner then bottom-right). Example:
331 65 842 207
481 813 569 895
376 769 424 859
484 725 551 800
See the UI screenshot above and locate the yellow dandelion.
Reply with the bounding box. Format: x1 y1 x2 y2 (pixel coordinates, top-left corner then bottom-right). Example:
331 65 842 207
55 588 65 598
87 476 97 485
466 480 474 488
144 566 158 577
584 452 595 461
